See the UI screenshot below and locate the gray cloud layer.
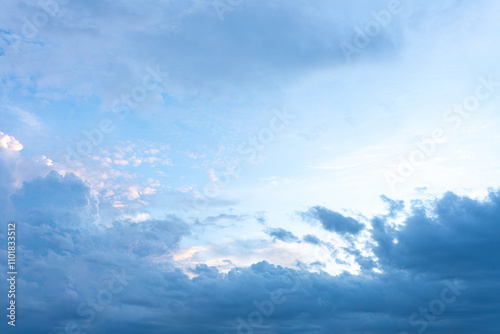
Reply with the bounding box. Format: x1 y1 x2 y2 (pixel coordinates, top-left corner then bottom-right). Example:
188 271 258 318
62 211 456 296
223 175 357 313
0 170 499 333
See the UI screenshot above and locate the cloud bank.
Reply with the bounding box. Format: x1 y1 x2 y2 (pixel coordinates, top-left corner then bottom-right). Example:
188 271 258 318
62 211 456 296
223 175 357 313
0 165 499 333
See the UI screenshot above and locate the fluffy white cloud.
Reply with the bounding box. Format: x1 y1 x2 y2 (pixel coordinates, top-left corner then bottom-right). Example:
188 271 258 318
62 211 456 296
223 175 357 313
0 131 23 151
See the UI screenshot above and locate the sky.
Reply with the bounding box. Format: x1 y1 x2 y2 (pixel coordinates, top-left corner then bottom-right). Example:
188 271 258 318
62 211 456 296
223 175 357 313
1 0 500 333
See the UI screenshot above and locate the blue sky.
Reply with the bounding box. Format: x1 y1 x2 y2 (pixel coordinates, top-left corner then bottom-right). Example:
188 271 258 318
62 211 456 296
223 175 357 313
1 0 500 333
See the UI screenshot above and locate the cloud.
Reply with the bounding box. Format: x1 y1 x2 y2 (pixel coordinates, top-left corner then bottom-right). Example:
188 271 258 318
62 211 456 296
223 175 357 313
142 187 157 195
102 216 190 257
0 133 58 218
302 234 322 245
372 191 500 278
113 159 129 166
0 168 192 333
9 170 99 228
1 179 500 333
1 0 500 331
0 131 23 151
265 227 300 243
126 186 141 201
380 194 405 218
300 206 365 235
5 106 45 133
0 0 407 108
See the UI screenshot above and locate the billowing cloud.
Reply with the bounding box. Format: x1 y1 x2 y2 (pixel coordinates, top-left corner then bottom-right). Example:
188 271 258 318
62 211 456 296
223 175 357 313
372 191 500 278
266 227 300 243
0 131 23 151
10 171 99 228
1 1 500 332
1 181 499 333
302 234 322 245
102 217 190 257
300 206 365 235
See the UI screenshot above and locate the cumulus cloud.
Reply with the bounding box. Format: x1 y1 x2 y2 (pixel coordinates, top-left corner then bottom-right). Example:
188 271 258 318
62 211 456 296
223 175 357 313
1 111 500 334
300 206 365 235
266 227 300 243
10 171 99 228
372 191 500 278
1 0 499 332
380 194 405 218
1 133 499 333
0 133 57 219
101 217 190 257
0 169 192 333
142 187 157 195
0 186 498 333
0 131 23 151
302 234 322 245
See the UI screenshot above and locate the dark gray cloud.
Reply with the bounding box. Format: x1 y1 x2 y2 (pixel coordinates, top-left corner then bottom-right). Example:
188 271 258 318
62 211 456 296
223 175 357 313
10 170 99 228
300 206 365 235
1 168 500 333
373 191 500 279
266 227 300 243
302 234 322 245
